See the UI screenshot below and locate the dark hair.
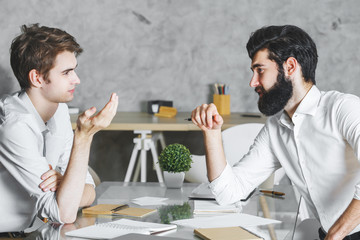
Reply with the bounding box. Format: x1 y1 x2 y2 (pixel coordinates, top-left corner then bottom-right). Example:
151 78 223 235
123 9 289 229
246 25 318 84
10 23 83 89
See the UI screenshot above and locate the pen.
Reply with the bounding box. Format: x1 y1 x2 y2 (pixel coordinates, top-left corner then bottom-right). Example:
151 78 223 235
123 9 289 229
184 116 216 121
111 204 129 212
241 114 261 118
260 190 285 196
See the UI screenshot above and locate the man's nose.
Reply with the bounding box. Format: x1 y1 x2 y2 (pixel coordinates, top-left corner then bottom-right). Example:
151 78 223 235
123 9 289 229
73 72 80 85
249 74 259 88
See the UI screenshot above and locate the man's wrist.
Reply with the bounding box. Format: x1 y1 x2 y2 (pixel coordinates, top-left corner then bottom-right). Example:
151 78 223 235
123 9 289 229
202 128 222 138
73 130 94 144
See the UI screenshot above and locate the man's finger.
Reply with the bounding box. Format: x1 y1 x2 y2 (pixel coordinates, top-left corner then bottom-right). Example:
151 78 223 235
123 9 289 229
77 107 97 124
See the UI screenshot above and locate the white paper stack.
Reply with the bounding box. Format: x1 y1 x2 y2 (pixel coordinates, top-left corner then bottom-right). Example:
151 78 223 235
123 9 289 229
132 196 168 206
193 200 240 215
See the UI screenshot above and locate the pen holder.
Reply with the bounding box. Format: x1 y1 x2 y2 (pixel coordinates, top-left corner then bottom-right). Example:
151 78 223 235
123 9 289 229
213 94 230 115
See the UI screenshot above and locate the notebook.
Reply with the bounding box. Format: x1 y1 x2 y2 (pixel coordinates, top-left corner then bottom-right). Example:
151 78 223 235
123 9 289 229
194 227 263 240
193 200 240 215
189 183 255 201
65 219 177 239
82 204 156 217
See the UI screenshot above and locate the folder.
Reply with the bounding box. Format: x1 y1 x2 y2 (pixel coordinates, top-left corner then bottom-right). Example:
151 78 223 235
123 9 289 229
194 226 262 240
82 204 156 217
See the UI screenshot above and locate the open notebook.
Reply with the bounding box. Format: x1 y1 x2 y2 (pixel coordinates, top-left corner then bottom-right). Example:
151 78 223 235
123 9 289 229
65 219 177 239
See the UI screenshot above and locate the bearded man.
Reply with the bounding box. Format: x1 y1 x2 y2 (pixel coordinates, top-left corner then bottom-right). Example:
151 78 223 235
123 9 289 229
191 25 360 240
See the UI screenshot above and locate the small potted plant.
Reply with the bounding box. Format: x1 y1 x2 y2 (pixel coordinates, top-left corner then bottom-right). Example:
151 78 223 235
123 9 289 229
158 203 192 224
158 143 192 188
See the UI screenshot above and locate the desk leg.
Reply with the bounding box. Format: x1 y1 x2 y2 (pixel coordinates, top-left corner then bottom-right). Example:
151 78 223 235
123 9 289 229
259 195 277 240
124 141 140 182
149 141 164 183
140 147 147 182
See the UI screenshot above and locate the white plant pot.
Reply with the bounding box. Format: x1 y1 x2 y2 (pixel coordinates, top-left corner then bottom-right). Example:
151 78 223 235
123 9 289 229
163 171 185 189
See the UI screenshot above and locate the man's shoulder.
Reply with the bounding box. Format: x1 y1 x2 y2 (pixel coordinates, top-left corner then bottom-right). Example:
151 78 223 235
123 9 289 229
320 90 360 107
0 92 35 130
1 91 30 111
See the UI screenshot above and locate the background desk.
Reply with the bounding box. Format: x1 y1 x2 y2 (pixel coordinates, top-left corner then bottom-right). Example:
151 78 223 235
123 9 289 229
70 112 267 182
70 112 267 131
25 182 300 240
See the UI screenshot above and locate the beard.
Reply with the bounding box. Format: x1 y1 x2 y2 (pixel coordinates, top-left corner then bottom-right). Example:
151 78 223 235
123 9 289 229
256 70 293 116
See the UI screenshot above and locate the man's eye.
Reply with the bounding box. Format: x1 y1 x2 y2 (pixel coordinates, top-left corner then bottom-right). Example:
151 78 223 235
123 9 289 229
257 68 263 73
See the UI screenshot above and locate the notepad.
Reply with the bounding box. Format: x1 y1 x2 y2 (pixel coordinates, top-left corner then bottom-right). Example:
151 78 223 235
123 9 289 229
82 204 156 217
189 183 255 202
65 219 177 239
154 106 177 118
194 227 262 240
193 200 240 215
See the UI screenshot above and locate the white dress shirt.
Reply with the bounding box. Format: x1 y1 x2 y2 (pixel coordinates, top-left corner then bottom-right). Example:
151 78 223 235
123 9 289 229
0 91 94 231
209 85 360 233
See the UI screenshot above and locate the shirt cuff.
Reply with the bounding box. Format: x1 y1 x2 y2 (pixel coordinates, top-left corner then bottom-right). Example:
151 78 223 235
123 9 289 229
354 185 360 200
85 170 96 188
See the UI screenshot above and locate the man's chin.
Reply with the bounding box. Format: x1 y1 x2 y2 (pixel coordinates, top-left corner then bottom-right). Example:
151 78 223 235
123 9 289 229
258 101 284 116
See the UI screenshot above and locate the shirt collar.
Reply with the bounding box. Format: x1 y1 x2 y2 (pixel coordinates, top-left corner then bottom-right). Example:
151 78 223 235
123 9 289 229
275 85 321 127
18 91 49 133
294 85 321 116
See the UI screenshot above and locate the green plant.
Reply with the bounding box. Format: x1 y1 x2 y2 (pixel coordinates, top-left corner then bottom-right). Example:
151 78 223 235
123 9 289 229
158 143 192 173
158 203 192 224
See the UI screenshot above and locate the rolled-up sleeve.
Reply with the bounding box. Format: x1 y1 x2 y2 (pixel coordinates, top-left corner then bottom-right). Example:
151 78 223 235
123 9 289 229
209 125 280 205
333 95 360 201
0 117 63 223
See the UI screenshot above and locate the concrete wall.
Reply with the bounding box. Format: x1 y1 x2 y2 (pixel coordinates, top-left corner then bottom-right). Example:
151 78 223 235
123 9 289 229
1 0 359 181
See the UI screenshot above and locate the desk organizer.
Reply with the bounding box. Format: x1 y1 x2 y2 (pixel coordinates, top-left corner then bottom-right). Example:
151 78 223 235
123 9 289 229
147 100 173 114
213 94 230 115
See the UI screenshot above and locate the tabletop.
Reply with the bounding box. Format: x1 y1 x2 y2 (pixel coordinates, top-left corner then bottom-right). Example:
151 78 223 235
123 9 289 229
70 112 266 131
25 182 300 240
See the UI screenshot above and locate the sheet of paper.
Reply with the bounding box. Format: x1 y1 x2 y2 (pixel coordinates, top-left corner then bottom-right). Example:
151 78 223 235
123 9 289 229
194 200 240 215
171 213 281 228
132 196 168 206
189 183 215 199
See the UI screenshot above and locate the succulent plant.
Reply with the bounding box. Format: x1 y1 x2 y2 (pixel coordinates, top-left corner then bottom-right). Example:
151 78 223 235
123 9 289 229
158 143 192 173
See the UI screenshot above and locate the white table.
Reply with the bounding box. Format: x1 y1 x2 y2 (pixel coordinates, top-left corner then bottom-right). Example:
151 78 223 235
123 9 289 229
25 182 300 240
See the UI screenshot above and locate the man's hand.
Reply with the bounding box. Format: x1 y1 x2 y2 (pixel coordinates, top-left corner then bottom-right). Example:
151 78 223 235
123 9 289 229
75 93 118 138
191 103 226 181
39 165 63 192
325 198 360 240
191 103 224 131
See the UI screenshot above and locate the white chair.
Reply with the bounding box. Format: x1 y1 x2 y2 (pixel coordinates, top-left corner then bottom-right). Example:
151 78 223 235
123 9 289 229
185 154 209 183
292 215 321 239
88 166 101 187
221 123 264 166
185 123 266 183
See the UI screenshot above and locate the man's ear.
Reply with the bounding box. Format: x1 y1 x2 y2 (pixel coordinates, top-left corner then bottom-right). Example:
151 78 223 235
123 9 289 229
284 57 298 76
28 69 42 88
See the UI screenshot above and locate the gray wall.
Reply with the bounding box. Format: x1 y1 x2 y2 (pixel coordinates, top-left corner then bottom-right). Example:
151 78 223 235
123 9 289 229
1 0 360 181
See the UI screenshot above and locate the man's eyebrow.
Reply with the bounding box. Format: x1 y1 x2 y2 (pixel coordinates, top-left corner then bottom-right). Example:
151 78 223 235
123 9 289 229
250 63 264 70
61 64 78 73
